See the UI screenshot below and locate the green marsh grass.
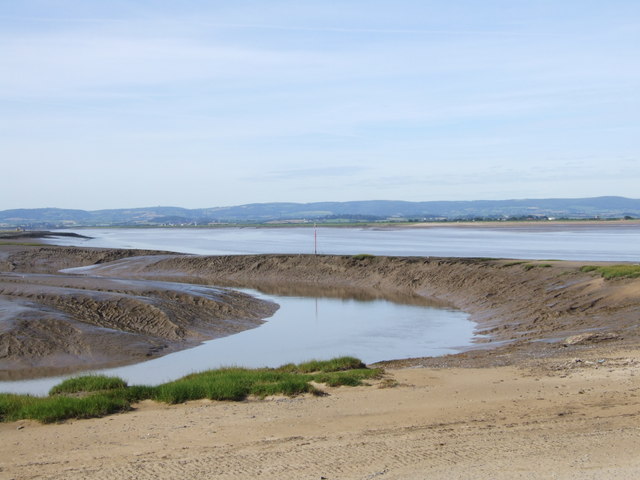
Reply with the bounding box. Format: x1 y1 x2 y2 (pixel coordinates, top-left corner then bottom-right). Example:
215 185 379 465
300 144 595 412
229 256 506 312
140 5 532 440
0 393 130 423
1 357 380 423
522 263 552 271
293 356 366 373
579 265 599 273
502 261 526 268
49 375 127 395
580 264 640 279
352 254 375 260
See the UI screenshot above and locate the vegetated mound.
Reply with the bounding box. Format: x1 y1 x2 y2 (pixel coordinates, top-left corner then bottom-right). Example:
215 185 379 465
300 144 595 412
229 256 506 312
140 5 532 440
0 357 378 423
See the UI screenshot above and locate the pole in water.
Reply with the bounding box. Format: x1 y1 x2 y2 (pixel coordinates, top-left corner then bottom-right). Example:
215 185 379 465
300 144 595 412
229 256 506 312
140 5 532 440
314 223 317 255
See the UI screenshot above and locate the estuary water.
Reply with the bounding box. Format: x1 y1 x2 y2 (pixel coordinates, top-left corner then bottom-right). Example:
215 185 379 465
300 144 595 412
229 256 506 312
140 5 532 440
49 224 640 261
0 289 473 395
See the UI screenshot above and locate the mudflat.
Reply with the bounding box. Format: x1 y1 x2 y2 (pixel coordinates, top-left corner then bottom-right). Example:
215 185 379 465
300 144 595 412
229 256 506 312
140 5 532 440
0 247 278 379
1 244 639 479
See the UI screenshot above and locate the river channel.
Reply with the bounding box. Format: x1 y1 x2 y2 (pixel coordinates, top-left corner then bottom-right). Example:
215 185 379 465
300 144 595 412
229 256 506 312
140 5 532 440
0 288 473 396
48 224 640 261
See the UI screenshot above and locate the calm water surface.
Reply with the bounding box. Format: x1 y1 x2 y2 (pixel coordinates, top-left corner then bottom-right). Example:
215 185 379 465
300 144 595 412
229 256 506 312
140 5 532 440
49 224 640 261
0 289 472 395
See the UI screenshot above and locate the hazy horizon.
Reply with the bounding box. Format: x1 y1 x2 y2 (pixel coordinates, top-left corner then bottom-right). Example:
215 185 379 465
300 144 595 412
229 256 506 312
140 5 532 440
1 194 639 213
0 195 640 217
2 1 639 210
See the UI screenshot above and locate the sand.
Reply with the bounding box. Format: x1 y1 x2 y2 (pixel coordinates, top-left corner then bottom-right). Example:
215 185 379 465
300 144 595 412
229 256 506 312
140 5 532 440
2 353 639 479
1 243 640 479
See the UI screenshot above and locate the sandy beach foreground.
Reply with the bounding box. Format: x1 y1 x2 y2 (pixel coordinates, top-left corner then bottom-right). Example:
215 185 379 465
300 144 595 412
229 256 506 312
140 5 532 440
2 354 639 480
1 243 640 479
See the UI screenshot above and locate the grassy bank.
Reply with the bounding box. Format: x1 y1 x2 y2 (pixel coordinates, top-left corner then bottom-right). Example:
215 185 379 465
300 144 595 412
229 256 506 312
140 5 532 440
580 264 640 279
0 357 381 424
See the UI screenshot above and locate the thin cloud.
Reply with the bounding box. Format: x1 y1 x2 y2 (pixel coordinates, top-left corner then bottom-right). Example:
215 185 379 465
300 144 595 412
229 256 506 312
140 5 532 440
192 21 565 38
266 166 370 180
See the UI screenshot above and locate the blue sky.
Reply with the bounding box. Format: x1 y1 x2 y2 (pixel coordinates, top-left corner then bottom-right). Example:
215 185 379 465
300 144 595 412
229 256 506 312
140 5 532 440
1 1 639 209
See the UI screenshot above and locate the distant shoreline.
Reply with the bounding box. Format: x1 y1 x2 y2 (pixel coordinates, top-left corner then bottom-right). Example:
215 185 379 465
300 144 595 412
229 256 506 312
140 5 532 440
4 218 640 233
398 218 640 229
0 230 91 240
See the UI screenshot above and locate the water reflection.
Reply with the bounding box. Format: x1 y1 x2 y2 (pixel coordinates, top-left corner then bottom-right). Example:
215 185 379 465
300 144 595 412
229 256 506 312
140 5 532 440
234 283 453 308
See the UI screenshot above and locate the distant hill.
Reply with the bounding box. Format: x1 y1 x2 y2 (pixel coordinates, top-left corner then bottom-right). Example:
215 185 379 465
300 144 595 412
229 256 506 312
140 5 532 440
1 196 639 228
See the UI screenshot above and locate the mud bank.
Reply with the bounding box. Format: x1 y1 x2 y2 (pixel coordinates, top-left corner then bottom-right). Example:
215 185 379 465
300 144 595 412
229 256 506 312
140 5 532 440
0 244 177 274
3 245 640 376
0 247 278 379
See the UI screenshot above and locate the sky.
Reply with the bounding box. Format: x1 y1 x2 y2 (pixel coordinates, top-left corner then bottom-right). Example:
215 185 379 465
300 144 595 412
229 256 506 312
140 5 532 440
1 1 639 210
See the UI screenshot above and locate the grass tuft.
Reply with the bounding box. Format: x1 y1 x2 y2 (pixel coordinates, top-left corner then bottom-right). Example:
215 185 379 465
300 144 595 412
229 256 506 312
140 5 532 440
1 357 379 423
352 253 375 260
0 393 130 423
49 375 127 396
292 356 367 373
154 368 254 403
251 377 319 398
580 265 599 273
313 372 364 387
523 263 552 271
502 261 526 268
